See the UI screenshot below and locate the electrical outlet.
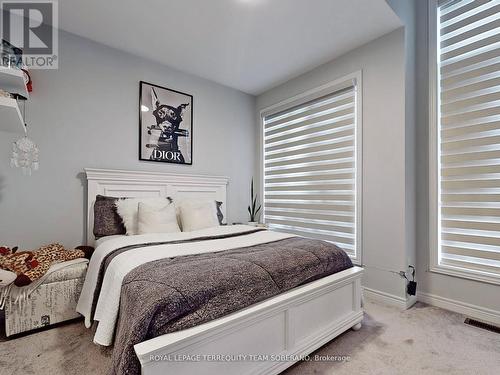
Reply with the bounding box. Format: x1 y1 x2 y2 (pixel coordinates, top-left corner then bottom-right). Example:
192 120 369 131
407 281 417 296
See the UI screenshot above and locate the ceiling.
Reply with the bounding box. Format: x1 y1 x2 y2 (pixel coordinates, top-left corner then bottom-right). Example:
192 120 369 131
57 0 402 95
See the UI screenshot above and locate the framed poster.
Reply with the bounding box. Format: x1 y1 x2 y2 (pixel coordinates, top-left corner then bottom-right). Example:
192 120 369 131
139 81 193 165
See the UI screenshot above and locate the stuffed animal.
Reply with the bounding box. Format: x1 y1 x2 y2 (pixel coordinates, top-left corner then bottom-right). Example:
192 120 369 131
0 244 85 287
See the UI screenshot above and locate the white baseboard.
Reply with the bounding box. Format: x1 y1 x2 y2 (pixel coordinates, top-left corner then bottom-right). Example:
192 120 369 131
362 287 416 310
417 291 500 326
363 287 500 325
406 294 418 309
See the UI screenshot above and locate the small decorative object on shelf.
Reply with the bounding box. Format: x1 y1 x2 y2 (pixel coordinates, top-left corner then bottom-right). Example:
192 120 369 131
247 178 261 226
21 69 32 92
10 135 39 175
1 40 38 174
1 39 23 69
0 89 13 98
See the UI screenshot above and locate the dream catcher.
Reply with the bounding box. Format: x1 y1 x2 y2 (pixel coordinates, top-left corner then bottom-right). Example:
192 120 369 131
10 99 39 175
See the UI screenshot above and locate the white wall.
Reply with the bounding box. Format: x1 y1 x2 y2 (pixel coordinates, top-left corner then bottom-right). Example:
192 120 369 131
256 29 411 300
415 1 500 312
0 30 256 249
386 0 417 281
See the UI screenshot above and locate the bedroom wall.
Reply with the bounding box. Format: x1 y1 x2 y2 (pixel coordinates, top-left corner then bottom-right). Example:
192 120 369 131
386 0 417 301
0 30 256 249
256 28 410 301
414 1 500 314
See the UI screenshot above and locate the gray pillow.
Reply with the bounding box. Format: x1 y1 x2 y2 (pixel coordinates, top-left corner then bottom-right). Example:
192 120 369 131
93 195 126 239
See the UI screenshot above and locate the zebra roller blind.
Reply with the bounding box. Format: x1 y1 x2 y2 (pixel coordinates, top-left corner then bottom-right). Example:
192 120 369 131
437 0 500 277
263 82 360 261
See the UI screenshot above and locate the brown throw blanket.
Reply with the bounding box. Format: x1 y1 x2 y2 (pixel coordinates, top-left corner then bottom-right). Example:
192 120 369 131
110 236 353 375
0 244 85 287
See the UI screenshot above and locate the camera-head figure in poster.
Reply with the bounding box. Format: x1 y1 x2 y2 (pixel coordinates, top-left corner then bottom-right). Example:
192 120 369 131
146 87 190 163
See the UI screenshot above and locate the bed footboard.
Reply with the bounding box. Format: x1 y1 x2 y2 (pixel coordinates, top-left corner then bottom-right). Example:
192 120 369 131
134 266 363 375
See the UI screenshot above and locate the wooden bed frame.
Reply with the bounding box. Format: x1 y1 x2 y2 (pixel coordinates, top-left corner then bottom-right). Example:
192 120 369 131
85 168 364 375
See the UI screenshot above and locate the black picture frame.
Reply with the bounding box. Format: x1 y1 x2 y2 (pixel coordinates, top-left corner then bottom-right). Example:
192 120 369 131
139 81 193 165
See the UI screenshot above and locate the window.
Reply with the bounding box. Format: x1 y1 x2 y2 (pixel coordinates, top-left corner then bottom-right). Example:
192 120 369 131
429 0 500 284
261 73 362 264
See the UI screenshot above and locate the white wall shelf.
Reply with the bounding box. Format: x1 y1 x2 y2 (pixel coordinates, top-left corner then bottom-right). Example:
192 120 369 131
0 97 26 133
0 66 29 99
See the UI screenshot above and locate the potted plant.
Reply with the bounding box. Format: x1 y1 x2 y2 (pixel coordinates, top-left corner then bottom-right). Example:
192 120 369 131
247 178 261 226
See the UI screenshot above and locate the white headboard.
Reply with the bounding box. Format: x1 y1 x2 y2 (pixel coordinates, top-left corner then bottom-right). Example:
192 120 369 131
85 168 229 245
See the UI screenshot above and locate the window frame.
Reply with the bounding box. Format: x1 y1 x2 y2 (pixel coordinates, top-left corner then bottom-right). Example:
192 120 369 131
428 0 500 285
259 71 363 265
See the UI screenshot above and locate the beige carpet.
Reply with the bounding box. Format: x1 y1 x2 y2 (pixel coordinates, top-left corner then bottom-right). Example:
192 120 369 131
1 300 499 375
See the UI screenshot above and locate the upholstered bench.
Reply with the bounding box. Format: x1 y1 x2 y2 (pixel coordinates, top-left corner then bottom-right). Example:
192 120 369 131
3 261 88 337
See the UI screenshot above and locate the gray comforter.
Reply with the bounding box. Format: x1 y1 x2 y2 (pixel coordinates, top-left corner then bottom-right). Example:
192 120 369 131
109 234 353 375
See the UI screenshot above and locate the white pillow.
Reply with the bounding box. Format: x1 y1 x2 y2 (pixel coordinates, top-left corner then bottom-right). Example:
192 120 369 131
116 197 172 235
179 200 220 232
138 202 180 234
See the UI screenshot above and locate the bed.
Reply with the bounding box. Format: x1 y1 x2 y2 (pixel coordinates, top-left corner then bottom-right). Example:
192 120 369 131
79 168 363 375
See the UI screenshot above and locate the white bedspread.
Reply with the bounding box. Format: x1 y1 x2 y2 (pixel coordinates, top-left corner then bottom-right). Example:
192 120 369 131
76 225 294 346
